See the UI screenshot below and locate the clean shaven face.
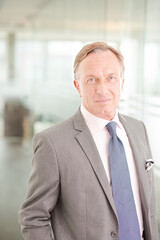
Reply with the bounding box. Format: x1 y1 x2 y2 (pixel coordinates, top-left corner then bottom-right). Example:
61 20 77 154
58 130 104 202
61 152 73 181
74 50 124 120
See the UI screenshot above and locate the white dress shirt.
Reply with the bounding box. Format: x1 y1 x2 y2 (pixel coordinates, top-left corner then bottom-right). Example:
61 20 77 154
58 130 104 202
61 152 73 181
80 104 144 239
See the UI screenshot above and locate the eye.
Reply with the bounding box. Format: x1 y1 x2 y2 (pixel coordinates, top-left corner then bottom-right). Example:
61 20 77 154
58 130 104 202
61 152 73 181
108 76 115 80
108 76 118 82
88 78 96 83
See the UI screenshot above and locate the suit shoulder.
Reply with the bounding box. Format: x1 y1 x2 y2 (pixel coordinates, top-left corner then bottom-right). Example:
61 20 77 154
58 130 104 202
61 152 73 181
120 114 143 125
32 110 82 150
35 115 74 138
119 113 149 142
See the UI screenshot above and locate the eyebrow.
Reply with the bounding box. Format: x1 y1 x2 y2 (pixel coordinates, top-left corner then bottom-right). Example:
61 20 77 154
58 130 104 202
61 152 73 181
84 74 97 79
85 73 118 78
106 72 118 76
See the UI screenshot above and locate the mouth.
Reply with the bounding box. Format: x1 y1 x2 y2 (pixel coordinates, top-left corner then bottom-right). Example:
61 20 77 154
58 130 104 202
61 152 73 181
95 98 112 103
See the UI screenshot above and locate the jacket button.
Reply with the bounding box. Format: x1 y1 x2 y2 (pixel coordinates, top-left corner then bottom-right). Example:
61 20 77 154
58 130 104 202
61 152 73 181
110 231 118 238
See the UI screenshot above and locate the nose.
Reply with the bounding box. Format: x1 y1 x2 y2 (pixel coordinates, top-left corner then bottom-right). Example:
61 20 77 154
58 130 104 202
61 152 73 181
96 80 108 95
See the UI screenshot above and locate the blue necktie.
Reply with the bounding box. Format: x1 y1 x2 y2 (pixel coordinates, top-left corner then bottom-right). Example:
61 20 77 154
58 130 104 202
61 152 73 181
106 121 141 240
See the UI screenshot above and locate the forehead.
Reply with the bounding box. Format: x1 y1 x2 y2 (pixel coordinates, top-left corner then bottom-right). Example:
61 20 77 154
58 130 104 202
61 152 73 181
78 50 121 73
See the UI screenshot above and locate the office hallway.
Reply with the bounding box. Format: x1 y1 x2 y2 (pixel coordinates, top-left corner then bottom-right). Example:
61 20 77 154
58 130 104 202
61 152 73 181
0 137 160 240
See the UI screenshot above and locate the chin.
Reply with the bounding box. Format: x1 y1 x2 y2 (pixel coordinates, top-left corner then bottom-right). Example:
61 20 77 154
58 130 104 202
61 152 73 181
101 108 116 120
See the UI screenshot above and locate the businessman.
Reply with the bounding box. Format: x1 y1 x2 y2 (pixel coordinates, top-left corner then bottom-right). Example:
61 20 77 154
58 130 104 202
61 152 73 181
19 42 159 240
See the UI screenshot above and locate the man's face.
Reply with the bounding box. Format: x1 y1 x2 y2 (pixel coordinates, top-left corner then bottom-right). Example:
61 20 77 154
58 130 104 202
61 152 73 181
74 50 124 120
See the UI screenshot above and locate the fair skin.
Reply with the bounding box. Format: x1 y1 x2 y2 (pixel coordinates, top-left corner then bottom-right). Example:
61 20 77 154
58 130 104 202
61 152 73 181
74 50 124 120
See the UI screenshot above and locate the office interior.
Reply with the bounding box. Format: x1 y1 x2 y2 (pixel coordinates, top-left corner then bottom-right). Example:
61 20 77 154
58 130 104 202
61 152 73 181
0 0 159 239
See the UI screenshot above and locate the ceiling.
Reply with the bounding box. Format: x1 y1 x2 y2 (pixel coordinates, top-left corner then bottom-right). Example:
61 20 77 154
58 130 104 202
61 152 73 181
0 0 159 41
0 0 143 30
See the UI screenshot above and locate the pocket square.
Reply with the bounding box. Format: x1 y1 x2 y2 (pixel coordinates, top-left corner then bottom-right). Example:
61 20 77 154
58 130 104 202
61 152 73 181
145 159 154 171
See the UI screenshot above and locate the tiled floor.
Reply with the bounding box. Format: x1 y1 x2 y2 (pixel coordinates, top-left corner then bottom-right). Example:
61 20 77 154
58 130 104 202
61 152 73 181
0 137 159 240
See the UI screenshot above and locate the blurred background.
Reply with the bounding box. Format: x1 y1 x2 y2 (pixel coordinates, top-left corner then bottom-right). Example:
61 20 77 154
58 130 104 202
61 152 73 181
0 0 160 239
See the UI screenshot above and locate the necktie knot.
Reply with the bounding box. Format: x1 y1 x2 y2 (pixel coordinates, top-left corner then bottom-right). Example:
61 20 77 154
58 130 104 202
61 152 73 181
106 121 117 137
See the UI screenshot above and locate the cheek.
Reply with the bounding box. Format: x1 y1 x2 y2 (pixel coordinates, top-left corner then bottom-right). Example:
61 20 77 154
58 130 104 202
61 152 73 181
82 86 93 96
82 88 95 105
114 83 121 93
110 86 121 102
115 89 121 103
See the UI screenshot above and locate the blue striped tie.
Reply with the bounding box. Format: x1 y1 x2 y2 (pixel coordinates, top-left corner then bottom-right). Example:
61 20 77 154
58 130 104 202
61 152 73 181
106 121 141 240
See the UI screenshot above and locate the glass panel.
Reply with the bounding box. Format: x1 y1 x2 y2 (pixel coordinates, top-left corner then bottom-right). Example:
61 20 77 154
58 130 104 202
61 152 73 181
0 39 7 83
0 0 160 166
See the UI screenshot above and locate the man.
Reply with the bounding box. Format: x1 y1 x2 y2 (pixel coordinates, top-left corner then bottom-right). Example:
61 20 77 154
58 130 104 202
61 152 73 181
19 42 159 240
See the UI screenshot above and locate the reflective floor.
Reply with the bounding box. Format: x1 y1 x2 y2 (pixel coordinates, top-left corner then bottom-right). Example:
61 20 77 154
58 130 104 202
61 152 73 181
0 138 32 240
0 137 159 240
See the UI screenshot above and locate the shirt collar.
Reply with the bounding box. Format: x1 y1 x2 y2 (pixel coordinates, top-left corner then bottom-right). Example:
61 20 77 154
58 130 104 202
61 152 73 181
80 104 122 132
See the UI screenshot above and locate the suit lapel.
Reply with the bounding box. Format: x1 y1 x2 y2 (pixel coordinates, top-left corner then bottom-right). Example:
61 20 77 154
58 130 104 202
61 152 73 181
73 110 152 236
73 110 117 217
119 114 150 211
73 110 151 218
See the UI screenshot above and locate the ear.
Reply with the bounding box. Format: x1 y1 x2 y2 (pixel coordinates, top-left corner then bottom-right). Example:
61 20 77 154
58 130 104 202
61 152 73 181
74 80 82 97
121 78 125 91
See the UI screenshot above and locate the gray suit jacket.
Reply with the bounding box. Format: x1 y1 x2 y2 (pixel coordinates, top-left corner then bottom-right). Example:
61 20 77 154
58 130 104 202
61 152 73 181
19 109 159 240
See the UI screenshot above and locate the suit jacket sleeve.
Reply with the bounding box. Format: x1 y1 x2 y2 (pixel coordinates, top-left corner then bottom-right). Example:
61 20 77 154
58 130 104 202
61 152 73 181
18 132 60 240
143 122 159 240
